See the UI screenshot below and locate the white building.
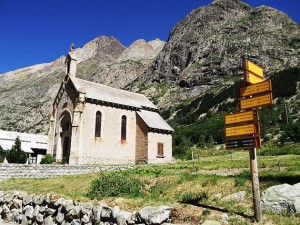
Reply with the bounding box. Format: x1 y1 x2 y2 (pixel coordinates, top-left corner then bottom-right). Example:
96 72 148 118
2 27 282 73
47 46 173 165
0 130 48 164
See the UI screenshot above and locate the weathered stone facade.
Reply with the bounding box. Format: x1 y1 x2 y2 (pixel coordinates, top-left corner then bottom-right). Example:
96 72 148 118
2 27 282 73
48 53 173 165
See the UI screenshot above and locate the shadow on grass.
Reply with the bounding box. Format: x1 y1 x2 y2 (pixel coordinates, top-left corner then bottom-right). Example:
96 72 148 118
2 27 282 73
187 202 254 221
259 174 300 186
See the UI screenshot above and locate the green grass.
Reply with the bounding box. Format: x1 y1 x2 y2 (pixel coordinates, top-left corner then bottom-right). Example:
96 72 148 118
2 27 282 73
1 150 300 224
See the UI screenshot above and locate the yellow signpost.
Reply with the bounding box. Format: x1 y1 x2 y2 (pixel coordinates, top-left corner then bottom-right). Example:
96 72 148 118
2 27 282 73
244 59 264 78
223 58 272 222
225 110 259 125
240 93 273 110
245 71 264 84
240 80 272 97
225 123 260 138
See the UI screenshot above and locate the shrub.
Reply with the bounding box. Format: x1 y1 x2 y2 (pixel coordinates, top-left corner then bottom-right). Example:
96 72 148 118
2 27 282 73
180 191 208 204
40 154 55 164
87 172 145 199
6 136 28 164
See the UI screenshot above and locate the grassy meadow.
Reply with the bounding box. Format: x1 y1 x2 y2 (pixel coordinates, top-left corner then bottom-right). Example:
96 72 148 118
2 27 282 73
1 145 300 224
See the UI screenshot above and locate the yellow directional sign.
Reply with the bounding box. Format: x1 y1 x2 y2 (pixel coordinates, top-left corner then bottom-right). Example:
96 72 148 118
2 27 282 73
225 110 259 125
240 80 272 97
240 93 273 110
244 59 264 78
225 123 260 138
245 71 264 84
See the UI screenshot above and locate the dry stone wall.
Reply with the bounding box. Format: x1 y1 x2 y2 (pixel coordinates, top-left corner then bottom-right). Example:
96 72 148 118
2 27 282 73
0 164 136 179
0 191 172 225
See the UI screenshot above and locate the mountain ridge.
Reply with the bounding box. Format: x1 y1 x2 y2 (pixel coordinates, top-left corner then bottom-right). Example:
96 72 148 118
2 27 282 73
0 0 299 137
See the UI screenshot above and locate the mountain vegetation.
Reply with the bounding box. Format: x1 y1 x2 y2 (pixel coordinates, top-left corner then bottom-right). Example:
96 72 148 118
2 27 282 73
0 0 299 159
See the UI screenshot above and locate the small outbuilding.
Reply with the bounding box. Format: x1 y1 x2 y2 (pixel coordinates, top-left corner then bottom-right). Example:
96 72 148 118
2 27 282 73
0 130 48 164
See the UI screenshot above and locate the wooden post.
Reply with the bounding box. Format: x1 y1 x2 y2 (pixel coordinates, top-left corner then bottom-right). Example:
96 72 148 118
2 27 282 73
249 148 262 222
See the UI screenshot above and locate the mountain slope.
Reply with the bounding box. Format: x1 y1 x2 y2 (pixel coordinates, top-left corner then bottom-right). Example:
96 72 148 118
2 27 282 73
131 0 300 110
0 36 164 133
1 0 300 140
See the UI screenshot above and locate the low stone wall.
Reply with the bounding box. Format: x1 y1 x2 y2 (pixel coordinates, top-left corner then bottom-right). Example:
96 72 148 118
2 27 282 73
0 164 136 179
0 191 172 225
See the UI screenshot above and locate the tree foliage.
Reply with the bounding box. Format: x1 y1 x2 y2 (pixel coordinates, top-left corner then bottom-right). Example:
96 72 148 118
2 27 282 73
40 154 55 164
6 136 28 164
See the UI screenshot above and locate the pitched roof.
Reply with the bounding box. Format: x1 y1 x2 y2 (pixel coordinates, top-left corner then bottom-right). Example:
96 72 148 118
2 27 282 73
137 110 174 132
0 130 48 153
71 78 158 110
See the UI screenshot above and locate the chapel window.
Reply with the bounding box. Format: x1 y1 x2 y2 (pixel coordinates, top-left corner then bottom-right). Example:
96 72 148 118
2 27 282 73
157 142 164 157
95 111 102 137
121 115 127 142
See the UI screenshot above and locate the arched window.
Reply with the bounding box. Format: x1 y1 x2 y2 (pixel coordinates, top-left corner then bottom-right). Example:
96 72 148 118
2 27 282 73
121 115 127 142
95 111 102 137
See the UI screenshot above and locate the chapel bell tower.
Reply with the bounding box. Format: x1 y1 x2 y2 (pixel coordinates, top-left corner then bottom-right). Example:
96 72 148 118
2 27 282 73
65 43 77 78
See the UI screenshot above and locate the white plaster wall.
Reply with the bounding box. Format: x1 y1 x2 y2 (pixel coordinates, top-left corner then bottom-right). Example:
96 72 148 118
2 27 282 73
78 103 137 164
147 132 172 164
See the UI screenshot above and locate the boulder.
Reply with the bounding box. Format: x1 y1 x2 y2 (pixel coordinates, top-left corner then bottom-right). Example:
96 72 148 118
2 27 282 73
115 210 135 225
23 194 34 205
2 204 12 221
139 206 171 225
261 183 300 214
21 214 28 225
36 213 44 224
11 208 22 223
201 220 221 225
24 205 34 218
44 215 54 225
222 191 246 202
32 194 46 205
100 205 112 220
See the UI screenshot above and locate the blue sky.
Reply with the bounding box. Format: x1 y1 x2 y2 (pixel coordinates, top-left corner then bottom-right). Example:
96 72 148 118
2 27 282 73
1 0 299 74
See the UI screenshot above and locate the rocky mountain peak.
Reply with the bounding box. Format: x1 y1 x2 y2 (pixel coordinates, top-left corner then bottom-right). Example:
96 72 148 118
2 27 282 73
117 39 165 62
76 35 126 63
141 0 300 89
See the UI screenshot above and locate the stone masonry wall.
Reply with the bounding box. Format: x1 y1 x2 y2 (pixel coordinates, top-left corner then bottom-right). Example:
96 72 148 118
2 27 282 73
0 191 172 225
0 164 136 179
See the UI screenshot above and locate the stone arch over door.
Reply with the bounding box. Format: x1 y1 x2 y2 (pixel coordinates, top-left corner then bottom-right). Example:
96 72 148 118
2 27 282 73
60 111 72 164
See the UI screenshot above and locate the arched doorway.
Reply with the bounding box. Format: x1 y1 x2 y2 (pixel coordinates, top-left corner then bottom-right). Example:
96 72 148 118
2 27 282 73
60 111 72 164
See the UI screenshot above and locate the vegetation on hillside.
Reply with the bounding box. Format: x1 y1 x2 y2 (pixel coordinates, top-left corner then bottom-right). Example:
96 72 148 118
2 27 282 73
169 67 300 159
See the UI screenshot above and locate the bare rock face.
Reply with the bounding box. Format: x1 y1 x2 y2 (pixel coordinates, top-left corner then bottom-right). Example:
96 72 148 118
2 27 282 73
76 36 126 63
134 0 300 109
117 39 165 62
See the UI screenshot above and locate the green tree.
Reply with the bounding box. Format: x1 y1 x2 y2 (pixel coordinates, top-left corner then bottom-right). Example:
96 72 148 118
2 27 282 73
0 145 5 163
282 121 300 143
40 154 55 164
6 136 28 164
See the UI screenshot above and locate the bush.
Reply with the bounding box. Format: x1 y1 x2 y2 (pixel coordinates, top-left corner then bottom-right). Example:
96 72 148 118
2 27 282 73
6 136 28 164
180 191 208 204
87 172 145 199
40 154 55 164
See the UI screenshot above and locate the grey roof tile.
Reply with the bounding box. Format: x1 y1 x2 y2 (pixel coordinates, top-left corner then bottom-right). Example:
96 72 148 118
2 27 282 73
71 78 157 110
137 110 174 132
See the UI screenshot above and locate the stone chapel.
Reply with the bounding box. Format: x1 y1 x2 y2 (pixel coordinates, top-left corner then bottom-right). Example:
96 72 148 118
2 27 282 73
47 45 173 165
